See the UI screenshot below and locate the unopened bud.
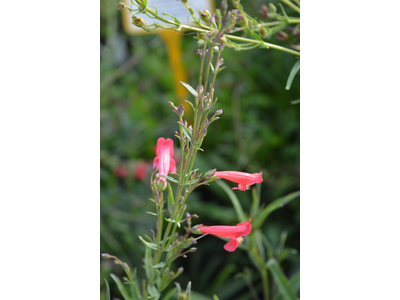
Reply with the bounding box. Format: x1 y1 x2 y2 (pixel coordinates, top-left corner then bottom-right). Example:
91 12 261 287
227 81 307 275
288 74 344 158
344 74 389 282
215 109 223 115
116 2 127 10
132 16 146 28
181 0 188 3
192 214 199 218
188 6 195 15
169 101 178 111
204 168 216 179
259 27 268 39
212 46 219 53
177 104 184 116
177 267 184 273
259 4 269 19
276 31 288 41
189 238 197 244
197 39 205 47
190 247 197 252
191 224 202 234
101 253 110 258
199 10 211 23
269 3 277 14
232 0 240 9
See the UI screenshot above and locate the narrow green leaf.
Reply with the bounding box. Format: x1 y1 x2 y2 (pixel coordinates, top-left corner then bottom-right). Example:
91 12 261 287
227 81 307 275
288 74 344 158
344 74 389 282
216 180 246 223
144 246 152 279
167 184 174 216
104 278 110 300
110 273 133 300
291 99 300 104
253 191 299 229
286 60 300 90
184 99 195 112
159 175 179 184
178 122 192 142
147 285 160 299
163 287 177 300
145 211 158 216
186 281 192 299
267 259 297 300
138 235 158 250
213 295 220 300
152 262 166 268
261 233 274 259
179 81 198 98
174 282 182 298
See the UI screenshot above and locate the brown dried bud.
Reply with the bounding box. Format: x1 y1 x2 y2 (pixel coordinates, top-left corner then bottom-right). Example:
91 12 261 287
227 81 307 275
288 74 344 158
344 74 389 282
259 4 269 19
276 31 288 41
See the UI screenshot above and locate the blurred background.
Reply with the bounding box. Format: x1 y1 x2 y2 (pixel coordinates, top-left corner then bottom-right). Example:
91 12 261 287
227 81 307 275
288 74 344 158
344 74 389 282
100 0 300 299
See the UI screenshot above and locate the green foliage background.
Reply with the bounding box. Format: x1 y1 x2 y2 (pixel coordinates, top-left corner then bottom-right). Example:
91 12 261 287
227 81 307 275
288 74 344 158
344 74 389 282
100 0 300 299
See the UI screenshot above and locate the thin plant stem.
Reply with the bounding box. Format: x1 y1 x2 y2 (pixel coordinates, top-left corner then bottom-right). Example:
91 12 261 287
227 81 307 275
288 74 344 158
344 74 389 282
280 0 300 14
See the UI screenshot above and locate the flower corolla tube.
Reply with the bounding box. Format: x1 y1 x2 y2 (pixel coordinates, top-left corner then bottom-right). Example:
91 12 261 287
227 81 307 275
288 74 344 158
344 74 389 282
198 219 252 252
214 171 263 191
153 138 176 182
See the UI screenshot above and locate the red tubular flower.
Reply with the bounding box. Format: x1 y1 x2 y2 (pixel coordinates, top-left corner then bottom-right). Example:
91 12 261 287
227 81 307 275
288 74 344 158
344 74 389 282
134 161 148 181
153 138 176 182
214 171 263 191
199 219 252 252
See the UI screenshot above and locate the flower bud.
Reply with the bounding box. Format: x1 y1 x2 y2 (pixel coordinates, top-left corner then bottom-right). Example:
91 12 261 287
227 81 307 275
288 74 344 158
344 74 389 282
204 168 216 179
132 16 146 28
188 7 195 15
199 10 211 23
259 27 268 39
116 2 127 10
190 247 197 252
197 39 205 47
259 4 269 19
101 253 110 258
181 0 188 4
215 109 223 115
191 224 202 234
269 3 277 14
177 104 184 116
276 31 288 41
212 46 219 53
192 214 199 218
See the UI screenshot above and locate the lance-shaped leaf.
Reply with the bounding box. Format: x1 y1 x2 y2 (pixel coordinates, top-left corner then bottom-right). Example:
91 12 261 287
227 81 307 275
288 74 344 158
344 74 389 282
152 262 166 269
138 235 158 250
253 191 300 229
104 278 110 300
179 81 198 98
110 273 133 300
267 258 297 300
216 180 246 223
167 184 174 216
286 60 300 90
178 122 192 142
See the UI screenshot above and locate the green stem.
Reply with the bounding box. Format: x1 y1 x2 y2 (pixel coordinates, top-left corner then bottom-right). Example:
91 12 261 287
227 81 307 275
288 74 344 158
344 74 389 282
261 267 270 300
280 0 300 14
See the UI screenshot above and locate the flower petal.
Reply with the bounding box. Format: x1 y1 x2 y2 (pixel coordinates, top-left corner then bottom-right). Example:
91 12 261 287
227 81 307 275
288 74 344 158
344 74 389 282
169 158 176 173
224 238 239 252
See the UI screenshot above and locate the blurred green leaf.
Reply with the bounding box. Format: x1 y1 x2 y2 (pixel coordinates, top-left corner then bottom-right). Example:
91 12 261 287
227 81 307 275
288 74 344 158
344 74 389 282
186 281 192 300
163 287 177 300
139 236 159 250
147 285 160 300
267 259 297 300
110 273 133 300
254 191 300 229
167 184 174 216
179 81 198 98
104 278 110 300
286 60 300 90
178 122 192 142
152 262 166 268
216 180 246 223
